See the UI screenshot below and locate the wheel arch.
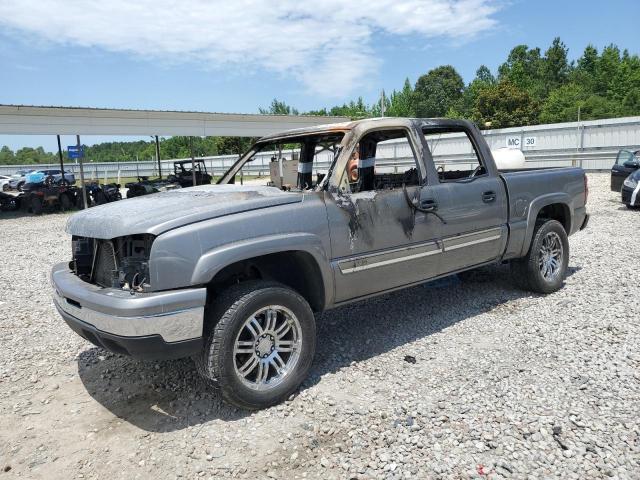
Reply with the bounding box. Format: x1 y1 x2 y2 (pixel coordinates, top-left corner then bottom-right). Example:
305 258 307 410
192 233 333 313
520 194 572 257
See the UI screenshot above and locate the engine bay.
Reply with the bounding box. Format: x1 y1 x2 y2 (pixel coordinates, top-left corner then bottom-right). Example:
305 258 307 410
71 234 154 291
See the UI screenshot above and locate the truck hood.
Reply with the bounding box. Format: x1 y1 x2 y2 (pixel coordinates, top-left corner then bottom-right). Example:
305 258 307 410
66 184 303 239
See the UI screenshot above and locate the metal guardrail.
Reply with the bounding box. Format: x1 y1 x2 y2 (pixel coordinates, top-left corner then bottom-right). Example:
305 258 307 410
0 147 621 180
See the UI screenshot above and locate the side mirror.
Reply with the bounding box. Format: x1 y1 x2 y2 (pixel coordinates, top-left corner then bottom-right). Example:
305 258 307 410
623 160 640 169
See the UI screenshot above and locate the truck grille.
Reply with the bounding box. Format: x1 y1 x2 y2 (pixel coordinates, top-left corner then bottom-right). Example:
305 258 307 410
93 240 118 288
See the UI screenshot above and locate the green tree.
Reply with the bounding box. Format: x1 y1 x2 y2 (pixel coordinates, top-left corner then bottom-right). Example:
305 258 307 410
448 65 496 118
539 83 588 123
13 146 55 164
386 79 416 117
0 146 15 165
328 97 372 119
414 65 464 117
472 81 539 128
621 87 640 116
305 107 329 116
498 45 545 100
215 137 255 156
259 99 299 115
542 37 571 93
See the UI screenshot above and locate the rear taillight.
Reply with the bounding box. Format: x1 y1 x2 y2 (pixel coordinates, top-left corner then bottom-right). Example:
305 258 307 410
584 174 589 204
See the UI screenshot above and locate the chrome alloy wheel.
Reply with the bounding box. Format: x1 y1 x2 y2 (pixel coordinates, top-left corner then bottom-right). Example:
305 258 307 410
233 305 302 391
538 231 563 281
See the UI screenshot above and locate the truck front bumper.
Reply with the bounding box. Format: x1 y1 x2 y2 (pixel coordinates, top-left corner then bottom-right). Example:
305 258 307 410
51 262 206 360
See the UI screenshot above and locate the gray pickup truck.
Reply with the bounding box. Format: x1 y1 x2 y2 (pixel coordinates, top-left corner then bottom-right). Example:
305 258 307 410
52 118 589 409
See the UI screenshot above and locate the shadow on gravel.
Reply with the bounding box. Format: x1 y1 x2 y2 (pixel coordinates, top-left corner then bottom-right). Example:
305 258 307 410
305 264 579 389
0 209 73 219
76 264 579 430
77 350 248 433
0 210 35 219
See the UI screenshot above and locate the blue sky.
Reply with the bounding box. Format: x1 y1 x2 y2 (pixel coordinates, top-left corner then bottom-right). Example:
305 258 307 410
0 0 639 151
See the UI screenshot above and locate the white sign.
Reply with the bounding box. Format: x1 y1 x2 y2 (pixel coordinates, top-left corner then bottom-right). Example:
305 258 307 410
506 136 537 149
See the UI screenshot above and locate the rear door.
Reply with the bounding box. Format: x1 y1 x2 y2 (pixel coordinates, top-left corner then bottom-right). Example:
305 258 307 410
418 124 508 275
611 150 640 192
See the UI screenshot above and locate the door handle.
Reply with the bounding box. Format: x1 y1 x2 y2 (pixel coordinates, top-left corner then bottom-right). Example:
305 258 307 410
419 198 438 211
482 191 496 203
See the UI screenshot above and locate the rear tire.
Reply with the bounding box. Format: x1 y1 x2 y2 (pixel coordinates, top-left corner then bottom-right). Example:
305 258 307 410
60 193 72 211
30 196 43 215
511 219 569 294
76 193 90 209
94 190 107 205
195 281 316 410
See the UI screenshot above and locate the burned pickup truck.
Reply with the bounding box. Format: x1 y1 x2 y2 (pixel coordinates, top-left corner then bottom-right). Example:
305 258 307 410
52 118 589 409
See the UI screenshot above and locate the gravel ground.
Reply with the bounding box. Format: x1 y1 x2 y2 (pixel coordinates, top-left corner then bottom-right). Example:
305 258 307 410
0 172 638 479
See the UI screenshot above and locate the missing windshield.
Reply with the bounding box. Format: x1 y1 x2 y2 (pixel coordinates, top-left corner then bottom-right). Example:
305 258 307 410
218 132 345 191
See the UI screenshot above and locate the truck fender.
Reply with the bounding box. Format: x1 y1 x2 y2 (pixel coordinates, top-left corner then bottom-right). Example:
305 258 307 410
520 193 572 257
191 233 334 306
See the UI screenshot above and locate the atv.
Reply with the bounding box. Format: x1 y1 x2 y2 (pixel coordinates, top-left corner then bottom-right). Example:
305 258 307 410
20 181 79 214
0 191 21 211
77 182 122 208
125 176 181 199
166 159 212 187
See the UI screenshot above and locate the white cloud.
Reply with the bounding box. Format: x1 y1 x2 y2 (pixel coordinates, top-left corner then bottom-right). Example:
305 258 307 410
0 0 500 97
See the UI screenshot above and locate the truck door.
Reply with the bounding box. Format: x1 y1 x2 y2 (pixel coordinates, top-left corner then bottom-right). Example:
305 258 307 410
418 125 508 275
325 126 443 303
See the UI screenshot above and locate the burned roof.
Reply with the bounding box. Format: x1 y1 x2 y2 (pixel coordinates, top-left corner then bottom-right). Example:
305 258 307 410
256 117 477 144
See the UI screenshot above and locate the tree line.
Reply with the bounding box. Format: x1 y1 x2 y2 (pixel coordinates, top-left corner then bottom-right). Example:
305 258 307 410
0 136 254 166
1 38 637 165
295 38 639 127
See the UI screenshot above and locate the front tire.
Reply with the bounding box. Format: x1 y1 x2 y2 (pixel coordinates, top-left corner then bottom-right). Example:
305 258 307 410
511 219 569 294
195 281 316 410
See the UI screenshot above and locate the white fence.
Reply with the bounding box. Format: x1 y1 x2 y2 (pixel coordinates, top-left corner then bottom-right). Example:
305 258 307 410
2 116 639 178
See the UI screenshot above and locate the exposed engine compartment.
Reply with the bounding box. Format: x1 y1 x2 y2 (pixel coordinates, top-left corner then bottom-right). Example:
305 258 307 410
70 234 154 291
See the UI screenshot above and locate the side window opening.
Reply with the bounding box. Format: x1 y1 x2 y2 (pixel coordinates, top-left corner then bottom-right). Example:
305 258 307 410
423 127 486 182
341 129 420 194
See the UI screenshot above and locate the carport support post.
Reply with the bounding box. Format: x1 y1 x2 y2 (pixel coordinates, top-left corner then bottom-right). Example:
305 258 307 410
77 135 88 209
155 136 162 179
56 135 65 182
190 136 196 186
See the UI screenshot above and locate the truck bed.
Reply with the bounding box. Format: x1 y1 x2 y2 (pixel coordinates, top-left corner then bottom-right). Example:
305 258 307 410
498 166 588 259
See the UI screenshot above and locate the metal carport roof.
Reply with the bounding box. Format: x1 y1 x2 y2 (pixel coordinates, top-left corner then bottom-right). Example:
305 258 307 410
0 105 350 137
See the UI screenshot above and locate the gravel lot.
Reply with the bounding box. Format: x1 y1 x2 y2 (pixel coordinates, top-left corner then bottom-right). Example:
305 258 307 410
0 172 638 479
